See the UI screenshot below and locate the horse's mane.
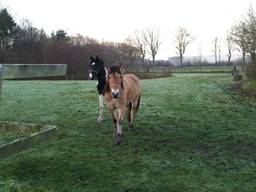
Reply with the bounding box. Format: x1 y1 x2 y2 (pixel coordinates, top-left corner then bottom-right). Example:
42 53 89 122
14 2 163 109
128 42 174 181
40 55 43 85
109 65 122 75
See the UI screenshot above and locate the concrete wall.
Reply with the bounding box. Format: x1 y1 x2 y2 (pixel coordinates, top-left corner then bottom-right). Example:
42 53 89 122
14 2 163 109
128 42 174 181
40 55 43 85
2 64 67 80
0 64 67 99
0 121 56 160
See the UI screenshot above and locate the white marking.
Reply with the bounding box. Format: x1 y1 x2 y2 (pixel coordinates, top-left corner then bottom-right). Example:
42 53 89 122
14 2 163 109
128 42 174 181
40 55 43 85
116 123 122 135
114 109 119 119
91 62 95 66
111 88 120 94
97 94 104 122
98 95 104 108
105 67 108 79
89 73 93 79
118 109 122 119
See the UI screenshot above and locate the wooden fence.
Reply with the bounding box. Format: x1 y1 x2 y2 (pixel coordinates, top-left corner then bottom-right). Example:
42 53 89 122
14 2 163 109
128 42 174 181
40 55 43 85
172 65 233 73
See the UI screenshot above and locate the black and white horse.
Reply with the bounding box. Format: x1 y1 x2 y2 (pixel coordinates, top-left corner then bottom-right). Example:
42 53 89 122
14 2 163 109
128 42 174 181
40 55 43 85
89 56 107 123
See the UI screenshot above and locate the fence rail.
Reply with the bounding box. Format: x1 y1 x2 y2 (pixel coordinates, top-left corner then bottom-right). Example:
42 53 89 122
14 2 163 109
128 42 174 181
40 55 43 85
172 65 233 73
1 64 67 80
0 65 2 99
131 71 171 79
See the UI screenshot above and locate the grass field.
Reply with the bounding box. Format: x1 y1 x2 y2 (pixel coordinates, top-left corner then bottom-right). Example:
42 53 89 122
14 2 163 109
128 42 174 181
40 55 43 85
0 73 256 191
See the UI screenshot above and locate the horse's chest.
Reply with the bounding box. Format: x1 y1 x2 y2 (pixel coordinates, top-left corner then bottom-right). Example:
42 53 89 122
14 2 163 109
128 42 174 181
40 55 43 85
106 98 122 109
113 99 120 108
105 93 126 109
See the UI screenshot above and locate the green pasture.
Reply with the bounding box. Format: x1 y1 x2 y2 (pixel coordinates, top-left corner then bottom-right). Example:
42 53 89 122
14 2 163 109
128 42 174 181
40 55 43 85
0 73 256 191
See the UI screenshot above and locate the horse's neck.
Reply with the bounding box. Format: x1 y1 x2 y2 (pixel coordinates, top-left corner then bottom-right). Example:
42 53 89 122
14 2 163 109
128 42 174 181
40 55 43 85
97 67 106 83
96 67 107 95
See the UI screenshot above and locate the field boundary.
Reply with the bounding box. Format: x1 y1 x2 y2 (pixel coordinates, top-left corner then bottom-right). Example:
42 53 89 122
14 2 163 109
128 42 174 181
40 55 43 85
0 121 56 160
172 65 233 73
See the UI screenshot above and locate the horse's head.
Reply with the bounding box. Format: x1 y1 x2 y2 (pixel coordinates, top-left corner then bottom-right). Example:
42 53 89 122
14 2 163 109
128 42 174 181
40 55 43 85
89 56 104 80
107 65 124 99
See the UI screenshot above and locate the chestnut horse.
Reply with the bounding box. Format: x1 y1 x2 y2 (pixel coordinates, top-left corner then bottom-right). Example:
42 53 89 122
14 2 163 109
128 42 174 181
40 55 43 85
105 65 141 145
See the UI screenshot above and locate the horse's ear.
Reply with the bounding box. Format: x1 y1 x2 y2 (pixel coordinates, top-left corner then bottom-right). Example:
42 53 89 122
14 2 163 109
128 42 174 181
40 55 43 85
90 56 94 60
96 56 99 61
107 65 110 71
119 63 125 74
121 80 124 89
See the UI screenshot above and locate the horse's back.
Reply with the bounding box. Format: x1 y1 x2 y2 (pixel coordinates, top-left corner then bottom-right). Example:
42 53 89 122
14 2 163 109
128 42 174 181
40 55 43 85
123 74 141 97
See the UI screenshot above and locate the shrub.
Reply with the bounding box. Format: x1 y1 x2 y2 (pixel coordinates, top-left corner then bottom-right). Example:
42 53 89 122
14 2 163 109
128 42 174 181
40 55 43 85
245 63 256 80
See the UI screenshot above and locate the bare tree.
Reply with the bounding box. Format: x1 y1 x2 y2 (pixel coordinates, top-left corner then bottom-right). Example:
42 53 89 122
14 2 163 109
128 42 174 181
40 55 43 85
230 21 248 65
213 37 218 64
197 40 203 65
143 27 161 64
70 34 88 46
174 27 193 66
218 46 221 63
226 33 234 65
245 6 256 64
230 6 256 66
134 31 147 63
118 37 140 70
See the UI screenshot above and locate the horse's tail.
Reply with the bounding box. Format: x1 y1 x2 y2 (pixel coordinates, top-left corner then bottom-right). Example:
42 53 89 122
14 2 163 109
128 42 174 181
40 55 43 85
134 94 141 113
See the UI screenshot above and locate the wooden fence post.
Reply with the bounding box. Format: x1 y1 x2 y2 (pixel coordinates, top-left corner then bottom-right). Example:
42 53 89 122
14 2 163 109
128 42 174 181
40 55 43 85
0 65 3 99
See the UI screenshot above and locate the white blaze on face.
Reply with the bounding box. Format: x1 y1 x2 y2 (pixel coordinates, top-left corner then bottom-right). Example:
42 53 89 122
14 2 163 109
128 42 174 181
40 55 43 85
111 88 120 95
91 62 95 66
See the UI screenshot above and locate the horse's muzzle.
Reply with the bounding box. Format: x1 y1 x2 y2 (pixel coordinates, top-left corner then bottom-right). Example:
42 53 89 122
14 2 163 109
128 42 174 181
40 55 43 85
112 92 119 98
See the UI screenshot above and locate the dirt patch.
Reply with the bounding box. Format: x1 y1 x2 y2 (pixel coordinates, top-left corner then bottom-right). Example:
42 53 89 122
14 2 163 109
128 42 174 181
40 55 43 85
228 81 256 98
229 143 256 162
197 145 210 155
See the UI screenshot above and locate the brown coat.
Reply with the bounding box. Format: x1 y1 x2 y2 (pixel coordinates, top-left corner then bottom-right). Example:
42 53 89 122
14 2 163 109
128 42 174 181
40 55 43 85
105 72 141 145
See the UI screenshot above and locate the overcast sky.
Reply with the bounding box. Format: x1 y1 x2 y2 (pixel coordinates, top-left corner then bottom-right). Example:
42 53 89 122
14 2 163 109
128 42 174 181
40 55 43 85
1 0 255 60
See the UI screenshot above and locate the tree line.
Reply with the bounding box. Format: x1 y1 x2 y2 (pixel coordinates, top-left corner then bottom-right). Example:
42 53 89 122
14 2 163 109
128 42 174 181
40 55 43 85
1 5 255 79
174 6 256 74
0 7 165 79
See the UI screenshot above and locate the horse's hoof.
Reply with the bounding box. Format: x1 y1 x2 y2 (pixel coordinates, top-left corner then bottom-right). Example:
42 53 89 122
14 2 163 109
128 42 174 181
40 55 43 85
115 134 121 145
113 128 117 138
128 124 133 131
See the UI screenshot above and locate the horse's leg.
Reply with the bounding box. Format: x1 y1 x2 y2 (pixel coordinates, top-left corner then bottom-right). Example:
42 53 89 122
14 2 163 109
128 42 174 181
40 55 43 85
127 102 133 131
108 105 117 138
115 107 126 145
97 94 104 123
128 97 140 130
